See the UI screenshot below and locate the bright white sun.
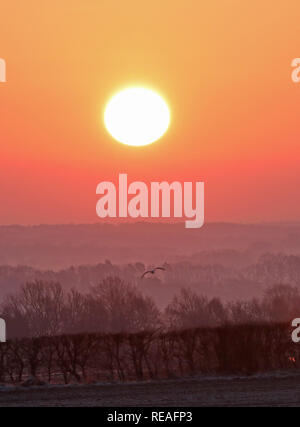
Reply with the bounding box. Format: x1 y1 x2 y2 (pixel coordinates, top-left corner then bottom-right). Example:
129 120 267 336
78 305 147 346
104 87 170 147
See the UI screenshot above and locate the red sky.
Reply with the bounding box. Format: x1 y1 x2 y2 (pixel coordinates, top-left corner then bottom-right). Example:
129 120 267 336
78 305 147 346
0 0 300 224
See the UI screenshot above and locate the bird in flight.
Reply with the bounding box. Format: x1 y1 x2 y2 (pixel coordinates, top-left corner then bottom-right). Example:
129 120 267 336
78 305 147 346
141 267 166 279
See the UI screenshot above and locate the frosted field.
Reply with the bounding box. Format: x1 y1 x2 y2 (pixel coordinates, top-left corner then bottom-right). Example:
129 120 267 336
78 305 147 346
1 373 300 407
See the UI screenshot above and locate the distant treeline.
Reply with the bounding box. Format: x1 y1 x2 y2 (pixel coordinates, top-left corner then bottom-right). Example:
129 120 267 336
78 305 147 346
1 252 300 304
1 223 300 269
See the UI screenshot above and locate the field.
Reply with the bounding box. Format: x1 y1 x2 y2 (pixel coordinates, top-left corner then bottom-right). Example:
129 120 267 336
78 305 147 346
1 373 300 407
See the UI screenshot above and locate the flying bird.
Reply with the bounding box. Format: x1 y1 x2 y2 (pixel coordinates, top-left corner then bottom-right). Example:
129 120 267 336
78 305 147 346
141 267 166 279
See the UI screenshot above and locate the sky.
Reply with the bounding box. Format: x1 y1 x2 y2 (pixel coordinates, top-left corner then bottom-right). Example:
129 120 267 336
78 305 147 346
0 0 300 224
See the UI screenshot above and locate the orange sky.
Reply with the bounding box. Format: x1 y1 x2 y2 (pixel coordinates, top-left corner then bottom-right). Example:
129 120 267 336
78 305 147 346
0 0 300 224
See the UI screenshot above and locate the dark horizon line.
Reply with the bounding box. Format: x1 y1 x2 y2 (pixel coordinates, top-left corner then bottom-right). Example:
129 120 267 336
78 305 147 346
0 220 300 228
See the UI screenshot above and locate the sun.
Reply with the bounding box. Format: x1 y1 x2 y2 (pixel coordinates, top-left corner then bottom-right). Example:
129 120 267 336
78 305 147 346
104 87 170 147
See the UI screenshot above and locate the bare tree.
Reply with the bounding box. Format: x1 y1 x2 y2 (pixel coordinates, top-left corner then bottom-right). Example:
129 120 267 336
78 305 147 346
165 288 226 329
91 277 161 333
2 281 65 337
263 284 300 322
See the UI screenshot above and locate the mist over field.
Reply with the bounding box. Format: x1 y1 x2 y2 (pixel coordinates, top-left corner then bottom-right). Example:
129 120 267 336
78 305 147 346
1 223 300 306
1 223 300 269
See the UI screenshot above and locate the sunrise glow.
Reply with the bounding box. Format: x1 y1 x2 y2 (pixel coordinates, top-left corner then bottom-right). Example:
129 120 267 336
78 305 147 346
104 87 170 147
